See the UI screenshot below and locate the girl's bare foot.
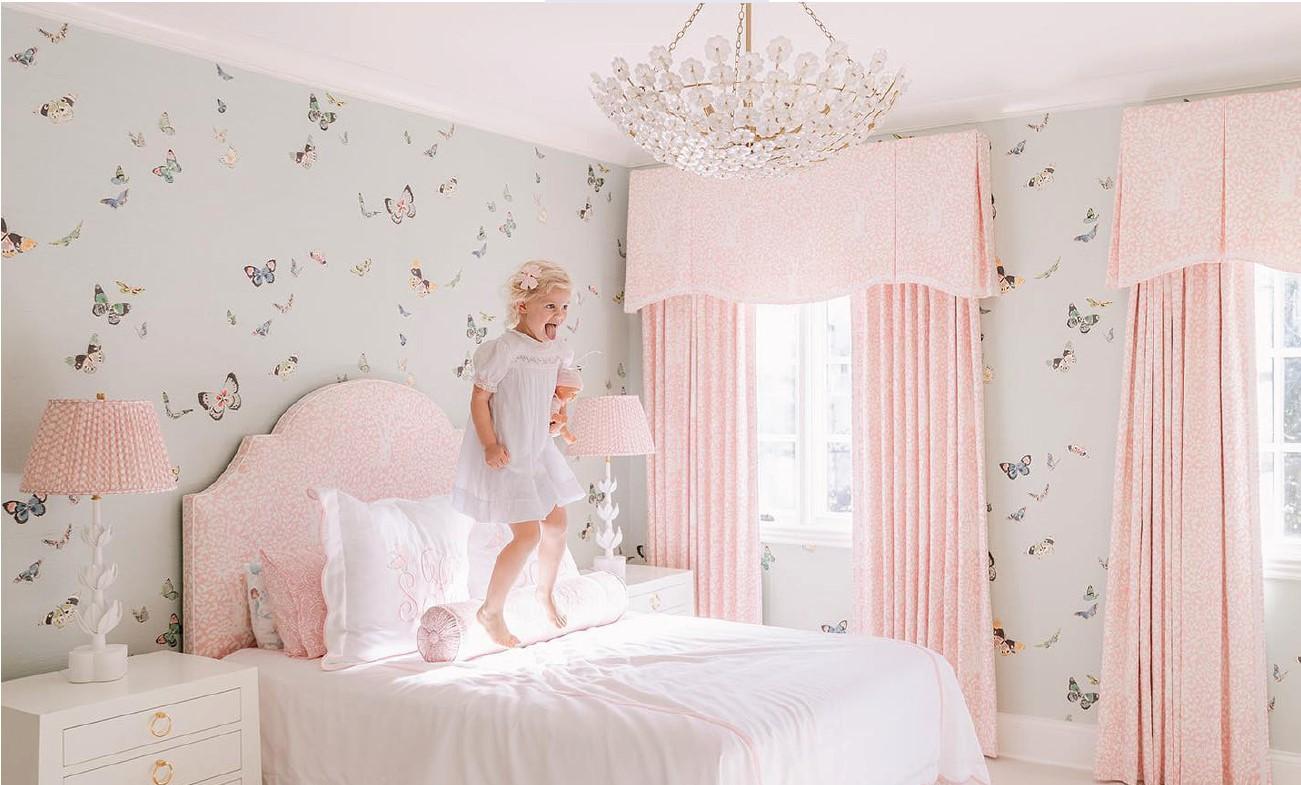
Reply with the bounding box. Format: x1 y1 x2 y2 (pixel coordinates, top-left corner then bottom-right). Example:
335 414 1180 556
476 605 520 648
536 589 567 629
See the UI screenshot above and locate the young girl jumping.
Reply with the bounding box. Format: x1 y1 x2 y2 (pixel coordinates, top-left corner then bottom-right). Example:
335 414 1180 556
450 260 585 648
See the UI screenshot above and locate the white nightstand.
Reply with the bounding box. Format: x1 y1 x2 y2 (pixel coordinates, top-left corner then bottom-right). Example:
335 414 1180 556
2 650 259 785
623 564 695 616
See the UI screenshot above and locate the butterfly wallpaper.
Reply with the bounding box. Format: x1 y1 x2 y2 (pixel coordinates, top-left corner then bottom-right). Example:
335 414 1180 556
0 10 637 679
757 101 1301 749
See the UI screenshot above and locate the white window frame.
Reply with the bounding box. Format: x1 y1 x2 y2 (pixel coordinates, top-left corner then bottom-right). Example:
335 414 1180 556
1256 265 1301 581
757 299 853 548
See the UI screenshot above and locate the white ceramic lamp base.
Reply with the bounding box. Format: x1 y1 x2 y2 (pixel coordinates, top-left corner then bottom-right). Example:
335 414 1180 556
66 643 128 683
593 555 627 581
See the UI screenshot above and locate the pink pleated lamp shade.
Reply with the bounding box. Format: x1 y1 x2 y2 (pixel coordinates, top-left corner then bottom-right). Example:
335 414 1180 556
19 397 175 495
565 395 655 458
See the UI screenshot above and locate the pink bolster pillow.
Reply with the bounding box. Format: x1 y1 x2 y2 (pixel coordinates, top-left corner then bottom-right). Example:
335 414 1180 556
417 571 627 662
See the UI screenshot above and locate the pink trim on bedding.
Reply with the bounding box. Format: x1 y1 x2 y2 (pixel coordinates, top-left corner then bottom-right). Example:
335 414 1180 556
183 380 462 659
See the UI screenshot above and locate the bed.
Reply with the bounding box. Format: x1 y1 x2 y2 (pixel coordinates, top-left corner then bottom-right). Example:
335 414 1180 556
183 379 989 785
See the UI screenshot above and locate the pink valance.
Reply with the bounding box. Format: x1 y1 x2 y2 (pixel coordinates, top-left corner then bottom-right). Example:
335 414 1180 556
623 129 996 312
1107 86 1301 288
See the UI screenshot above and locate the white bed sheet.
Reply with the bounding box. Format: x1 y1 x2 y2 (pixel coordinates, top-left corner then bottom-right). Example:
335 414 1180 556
226 613 989 785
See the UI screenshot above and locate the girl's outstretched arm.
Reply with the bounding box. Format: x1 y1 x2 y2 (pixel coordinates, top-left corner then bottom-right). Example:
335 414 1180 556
470 386 509 468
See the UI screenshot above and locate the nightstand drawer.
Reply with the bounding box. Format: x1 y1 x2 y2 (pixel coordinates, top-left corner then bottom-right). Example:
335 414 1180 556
63 688 241 766
627 582 693 614
64 729 241 785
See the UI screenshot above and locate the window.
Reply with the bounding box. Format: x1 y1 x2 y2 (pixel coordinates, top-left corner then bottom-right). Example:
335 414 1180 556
756 296 853 546
1254 265 1301 580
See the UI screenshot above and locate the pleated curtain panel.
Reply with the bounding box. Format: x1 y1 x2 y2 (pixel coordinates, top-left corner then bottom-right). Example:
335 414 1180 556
1096 86 1301 785
626 128 1000 754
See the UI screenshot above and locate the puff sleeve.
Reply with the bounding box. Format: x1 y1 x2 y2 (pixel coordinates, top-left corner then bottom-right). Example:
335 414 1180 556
471 338 511 392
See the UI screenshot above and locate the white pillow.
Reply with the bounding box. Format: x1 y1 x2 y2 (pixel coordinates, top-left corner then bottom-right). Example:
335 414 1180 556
317 490 473 670
466 523 580 599
243 561 283 650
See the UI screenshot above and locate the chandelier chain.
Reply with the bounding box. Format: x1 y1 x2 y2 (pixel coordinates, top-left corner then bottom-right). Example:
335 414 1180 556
665 3 705 55
799 2 838 44
733 3 745 81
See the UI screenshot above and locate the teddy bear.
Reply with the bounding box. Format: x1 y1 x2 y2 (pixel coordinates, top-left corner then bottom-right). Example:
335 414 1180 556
550 366 582 445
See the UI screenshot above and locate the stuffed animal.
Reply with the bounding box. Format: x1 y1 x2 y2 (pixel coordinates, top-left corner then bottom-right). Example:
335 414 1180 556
550 367 582 445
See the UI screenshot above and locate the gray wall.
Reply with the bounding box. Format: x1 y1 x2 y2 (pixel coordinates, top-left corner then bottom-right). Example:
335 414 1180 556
1 9 639 679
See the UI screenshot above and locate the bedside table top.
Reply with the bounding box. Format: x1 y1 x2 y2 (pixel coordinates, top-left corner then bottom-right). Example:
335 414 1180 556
2 651 253 715
623 563 692 587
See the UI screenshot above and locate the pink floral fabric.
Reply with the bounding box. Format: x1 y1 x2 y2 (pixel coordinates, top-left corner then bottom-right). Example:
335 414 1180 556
260 547 327 659
642 295 761 624
1095 263 1270 785
1108 86 1301 288
624 129 996 311
849 284 997 756
20 398 176 494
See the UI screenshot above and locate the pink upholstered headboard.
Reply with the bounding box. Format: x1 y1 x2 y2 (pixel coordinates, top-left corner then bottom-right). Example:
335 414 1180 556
182 379 462 659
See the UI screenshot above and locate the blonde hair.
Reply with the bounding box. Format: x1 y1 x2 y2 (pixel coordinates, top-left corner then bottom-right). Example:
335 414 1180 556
504 259 572 327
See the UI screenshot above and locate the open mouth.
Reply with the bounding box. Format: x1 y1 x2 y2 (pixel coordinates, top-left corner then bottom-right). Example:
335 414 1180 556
544 323 558 340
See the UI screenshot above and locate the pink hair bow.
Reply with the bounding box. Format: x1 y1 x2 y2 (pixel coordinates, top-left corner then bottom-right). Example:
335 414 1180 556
517 263 541 291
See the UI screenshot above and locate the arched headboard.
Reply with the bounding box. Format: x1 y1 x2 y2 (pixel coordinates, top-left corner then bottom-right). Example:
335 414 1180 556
182 379 462 659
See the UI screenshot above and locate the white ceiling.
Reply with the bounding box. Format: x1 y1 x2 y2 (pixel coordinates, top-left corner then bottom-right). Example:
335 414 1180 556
16 2 1301 168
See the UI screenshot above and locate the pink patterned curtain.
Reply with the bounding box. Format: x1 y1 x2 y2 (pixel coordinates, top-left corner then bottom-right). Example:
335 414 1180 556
642 295 761 623
849 284 997 755
1095 263 1269 784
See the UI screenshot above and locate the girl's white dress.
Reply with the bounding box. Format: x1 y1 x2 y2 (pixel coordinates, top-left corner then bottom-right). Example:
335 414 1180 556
451 329 585 524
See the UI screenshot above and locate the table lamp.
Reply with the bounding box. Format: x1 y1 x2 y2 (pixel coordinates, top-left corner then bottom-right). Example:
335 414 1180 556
19 393 175 683
565 395 655 580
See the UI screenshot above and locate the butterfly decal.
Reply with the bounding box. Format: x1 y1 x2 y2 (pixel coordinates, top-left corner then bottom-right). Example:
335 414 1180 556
39 23 69 43
1027 538 1056 558
982 365 994 383
110 165 129 185
274 293 295 313
499 211 518 237
10 46 38 67
226 309 237 325
486 200 496 212
1074 224 1098 243
1083 585 1098 602
1026 165 1055 189
587 164 606 193
326 92 346 107
1074 601 1098 619
351 259 371 277
115 280 144 296
1067 444 1089 457
617 238 627 259
398 333 407 347
534 193 549 224
1007 506 1025 522
35 92 76 123
1067 677 1099 710
271 355 299 379
308 249 327 266
129 131 146 147
1035 628 1061 649
1083 207 1099 224
218 146 239 168
91 284 131 324
996 262 1023 294
988 551 997 581
535 172 542 184
290 136 317 168
99 189 129 209
466 314 488 344
386 185 416 224
12 560 42 583
358 192 380 218
197 372 242 421
471 242 487 258
216 62 234 80
243 259 276 286
423 143 438 158
217 98 228 114
50 220 83 247
156 612 182 648
1028 484 1049 502
409 260 436 297
160 577 180 600
251 320 271 337
1047 451 1061 470
42 524 72 549
577 198 593 222
438 123 456 140
40 596 79 628
66 333 103 373
821 620 848 634
1086 297 1113 308
2 217 39 257
993 619 1024 655
1067 303 1103 334
157 390 193 419
998 454 1032 480
1005 140 1025 156
358 353 370 373
1026 113 1050 132
579 519 593 541
587 484 606 506
445 269 462 288
438 178 458 196
453 352 475 380
130 317 145 337
4 494 48 524
1035 257 1060 280
339 131 349 145
158 112 176 135
398 304 412 318
1098 176 1115 190
132 606 150 623
307 93 337 130
1274 664 1289 683
761 544 776 572
480 311 497 322
1047 341 1076 373
152 149 182 183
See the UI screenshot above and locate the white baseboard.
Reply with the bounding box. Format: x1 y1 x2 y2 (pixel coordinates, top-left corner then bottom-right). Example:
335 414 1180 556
997 712 1301 784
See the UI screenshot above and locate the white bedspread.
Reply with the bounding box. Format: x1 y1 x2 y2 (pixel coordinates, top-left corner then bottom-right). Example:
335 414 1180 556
226 613 989 785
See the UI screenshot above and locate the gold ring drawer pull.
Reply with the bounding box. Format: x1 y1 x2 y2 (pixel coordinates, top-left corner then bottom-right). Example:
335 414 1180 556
649 592 662 611
148 711 173 738
151 759 174 785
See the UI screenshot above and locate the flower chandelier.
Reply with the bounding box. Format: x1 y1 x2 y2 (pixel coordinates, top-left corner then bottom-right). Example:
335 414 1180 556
590 2 908 179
